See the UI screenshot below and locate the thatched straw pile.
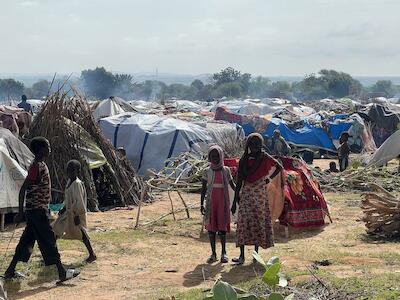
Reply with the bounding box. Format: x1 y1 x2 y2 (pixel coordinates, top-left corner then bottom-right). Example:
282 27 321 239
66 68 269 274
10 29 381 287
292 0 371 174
27 90 145 210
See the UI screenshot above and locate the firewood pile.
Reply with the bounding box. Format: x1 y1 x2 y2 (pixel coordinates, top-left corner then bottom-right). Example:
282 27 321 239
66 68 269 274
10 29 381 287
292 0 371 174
313 166 400 193
361 183 400 238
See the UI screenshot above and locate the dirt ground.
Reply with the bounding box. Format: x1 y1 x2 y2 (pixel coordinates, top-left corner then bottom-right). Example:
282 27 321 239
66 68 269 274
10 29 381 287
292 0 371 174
1 190 400 300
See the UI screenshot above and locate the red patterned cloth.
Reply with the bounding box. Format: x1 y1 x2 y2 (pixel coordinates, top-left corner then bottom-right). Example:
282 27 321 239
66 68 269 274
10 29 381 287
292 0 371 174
215 106 242 123
26 161 52 210
237 171 274 249
278 157 329 228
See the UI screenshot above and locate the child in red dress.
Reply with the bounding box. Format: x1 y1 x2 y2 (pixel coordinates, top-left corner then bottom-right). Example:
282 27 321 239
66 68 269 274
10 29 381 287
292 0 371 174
201 145 236 263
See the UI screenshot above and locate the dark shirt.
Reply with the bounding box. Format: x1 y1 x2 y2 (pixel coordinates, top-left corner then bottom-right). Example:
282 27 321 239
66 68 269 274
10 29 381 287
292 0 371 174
18 101 32 113
338 142 350 159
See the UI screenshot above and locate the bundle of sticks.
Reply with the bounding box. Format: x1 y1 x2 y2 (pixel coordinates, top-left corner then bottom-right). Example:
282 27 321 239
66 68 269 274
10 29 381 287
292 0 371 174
361 183 400 237
313 166 400 193
27 89 147 210
147 152 208 192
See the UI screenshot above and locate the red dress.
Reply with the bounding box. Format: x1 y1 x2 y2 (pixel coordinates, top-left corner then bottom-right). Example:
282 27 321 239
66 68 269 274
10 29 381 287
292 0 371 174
205 170 231 233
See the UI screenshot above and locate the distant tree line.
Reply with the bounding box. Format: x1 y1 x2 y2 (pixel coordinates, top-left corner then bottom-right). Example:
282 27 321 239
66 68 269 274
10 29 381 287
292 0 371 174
0 67 399 102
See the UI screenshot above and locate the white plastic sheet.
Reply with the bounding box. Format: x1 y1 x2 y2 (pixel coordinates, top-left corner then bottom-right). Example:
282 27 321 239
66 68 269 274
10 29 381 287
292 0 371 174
367 130 400 167
99 113 212 175
0 139 27 212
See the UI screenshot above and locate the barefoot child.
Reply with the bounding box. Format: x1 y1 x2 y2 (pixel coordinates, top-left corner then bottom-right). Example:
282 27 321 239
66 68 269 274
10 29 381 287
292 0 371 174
201 145 236 263
53 160 96 263
4 137 80 283
231 133 282 265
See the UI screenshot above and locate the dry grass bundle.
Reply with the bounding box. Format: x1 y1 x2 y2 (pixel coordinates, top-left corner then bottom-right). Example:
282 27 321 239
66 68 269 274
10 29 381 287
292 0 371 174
27 90 146 210
361 183 400 238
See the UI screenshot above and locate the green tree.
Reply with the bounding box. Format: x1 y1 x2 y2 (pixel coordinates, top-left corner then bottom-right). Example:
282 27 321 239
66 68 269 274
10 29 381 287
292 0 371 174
0 78 25 101
191 79 204 91
266 81 291 98
296 70 361 100
249 76 271 98
81 67 116 99
213 67 242 85
213 82 242 98
371 80 396 98
212 67 251 98
114 73 135 99
27 80 51 99
319 69 361 98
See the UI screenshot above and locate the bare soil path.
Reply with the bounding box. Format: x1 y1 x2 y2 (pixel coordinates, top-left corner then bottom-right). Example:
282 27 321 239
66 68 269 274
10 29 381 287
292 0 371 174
1 191 399 299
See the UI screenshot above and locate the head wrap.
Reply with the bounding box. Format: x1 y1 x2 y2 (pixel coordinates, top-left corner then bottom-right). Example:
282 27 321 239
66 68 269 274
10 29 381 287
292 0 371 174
208 145 224 170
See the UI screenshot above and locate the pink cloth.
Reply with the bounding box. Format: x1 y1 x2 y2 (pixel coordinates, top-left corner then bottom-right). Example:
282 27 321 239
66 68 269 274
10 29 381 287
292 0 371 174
205 170 231 233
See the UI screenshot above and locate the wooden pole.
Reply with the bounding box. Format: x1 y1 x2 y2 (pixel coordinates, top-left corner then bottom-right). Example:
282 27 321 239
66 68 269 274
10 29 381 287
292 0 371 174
134 185 146 229
176 191 190 219
167 190 176 221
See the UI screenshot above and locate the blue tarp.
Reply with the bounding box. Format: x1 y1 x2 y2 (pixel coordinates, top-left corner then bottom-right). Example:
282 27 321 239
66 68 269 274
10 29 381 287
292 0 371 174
241 118 352 152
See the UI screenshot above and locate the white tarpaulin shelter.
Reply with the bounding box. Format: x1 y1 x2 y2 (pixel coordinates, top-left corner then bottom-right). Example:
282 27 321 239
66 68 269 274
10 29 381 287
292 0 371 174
0 128 33 213
211 100 283 115
99 113 212 174
367 130 400 167
93 97 136 121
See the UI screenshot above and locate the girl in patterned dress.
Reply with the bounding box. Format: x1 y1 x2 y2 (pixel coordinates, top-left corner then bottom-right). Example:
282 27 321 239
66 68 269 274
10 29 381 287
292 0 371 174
201 145 236 263
231 133 282 265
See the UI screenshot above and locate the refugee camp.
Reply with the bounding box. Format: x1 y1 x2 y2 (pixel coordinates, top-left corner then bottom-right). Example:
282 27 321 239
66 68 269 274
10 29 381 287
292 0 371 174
1 1 400 300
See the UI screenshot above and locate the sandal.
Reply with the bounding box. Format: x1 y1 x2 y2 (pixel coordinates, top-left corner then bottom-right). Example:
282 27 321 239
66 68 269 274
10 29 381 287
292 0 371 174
220 254 229 264
2 271 26 280
232 257 245 265
57 269 80 285
206 254 217 264
86 255 97 263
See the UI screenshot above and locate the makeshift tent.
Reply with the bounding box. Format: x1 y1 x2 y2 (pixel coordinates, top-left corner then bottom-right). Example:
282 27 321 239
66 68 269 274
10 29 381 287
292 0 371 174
279 157 330 228
165 100 203 112
211 99 283 115
368 104 400 147
204 122 245 157
99 113 212 175
0 128 33 213
27 99 44 114
92 97 136 121
28 92 146 210
0 106 32 137
367 130 400 167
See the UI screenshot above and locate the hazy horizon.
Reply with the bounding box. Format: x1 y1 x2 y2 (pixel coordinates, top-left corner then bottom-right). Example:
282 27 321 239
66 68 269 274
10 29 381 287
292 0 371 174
1 0 400 76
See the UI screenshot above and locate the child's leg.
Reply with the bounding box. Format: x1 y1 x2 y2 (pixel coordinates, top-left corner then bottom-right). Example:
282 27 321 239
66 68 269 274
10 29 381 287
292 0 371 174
218 231 228 263
208 231 216 256
239 245 245 259
207 231 217 263
81 230 96 262
4 223 36 277
218 231 227 255
28 210 66 279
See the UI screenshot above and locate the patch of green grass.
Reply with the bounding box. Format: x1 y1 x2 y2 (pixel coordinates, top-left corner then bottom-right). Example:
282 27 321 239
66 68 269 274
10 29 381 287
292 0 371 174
152 287 205 300
327 273 400 300
370 252 400 266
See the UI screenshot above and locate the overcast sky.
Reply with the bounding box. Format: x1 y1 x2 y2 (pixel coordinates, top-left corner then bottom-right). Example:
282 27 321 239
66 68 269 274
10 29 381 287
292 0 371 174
1 0 399 76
